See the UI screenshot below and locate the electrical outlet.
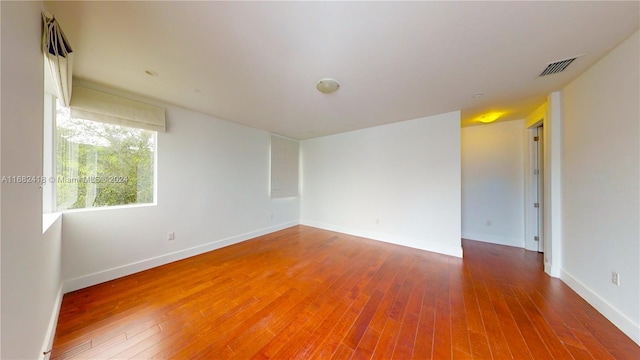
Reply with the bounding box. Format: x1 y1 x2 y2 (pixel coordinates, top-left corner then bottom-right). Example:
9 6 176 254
611 271 620 286
167 232 175 241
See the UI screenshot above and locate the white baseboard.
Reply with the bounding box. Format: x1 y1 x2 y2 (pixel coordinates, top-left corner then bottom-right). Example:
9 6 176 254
62 222 298 293
301 220 463 258
544 262 561 278
560 269 640 345
462 231 525 248
41 285 63 360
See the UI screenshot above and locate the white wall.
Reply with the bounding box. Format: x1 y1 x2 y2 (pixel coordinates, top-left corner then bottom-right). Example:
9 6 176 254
461 120 525 247
300 111 462 257
61 82 300 291
1 2 64 359
561 30 639 344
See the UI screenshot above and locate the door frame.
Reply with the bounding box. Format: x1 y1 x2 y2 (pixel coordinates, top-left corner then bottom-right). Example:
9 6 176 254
524 119 544 251
523 92 562 277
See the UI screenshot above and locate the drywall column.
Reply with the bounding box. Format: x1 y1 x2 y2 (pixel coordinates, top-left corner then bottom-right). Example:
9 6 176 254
1 2 64 359
545 91 563 278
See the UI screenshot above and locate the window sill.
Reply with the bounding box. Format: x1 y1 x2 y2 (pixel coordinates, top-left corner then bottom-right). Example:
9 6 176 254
59 203 156 214
43 212 62 234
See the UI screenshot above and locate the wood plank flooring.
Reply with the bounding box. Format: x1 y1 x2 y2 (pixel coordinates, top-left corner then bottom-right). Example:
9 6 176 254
50 225 640 359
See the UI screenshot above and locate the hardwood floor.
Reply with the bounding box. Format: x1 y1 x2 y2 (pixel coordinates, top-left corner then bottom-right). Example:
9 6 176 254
51 225 639 359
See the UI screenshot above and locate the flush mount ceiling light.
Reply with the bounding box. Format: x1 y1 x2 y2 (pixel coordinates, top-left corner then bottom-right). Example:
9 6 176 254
477 112 502 123
316 78 340 94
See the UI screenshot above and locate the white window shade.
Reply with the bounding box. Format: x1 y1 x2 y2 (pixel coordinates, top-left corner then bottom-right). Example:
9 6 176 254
42 12 74 106
70 86 166 132
270 135 299 198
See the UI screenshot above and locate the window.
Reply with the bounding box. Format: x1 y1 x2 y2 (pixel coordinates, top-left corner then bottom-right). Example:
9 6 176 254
270 135 299 198
55 99 156 211
43 85 165 212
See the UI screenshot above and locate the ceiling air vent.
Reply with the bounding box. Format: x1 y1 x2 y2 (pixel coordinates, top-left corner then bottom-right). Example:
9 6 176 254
539 57 578 77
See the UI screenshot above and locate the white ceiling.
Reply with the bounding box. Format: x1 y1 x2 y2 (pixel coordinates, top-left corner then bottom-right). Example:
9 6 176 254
45 1 639 140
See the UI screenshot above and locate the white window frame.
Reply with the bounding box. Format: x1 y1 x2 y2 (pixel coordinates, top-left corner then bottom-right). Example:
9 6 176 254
51 98 159 212
43 92 57 214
